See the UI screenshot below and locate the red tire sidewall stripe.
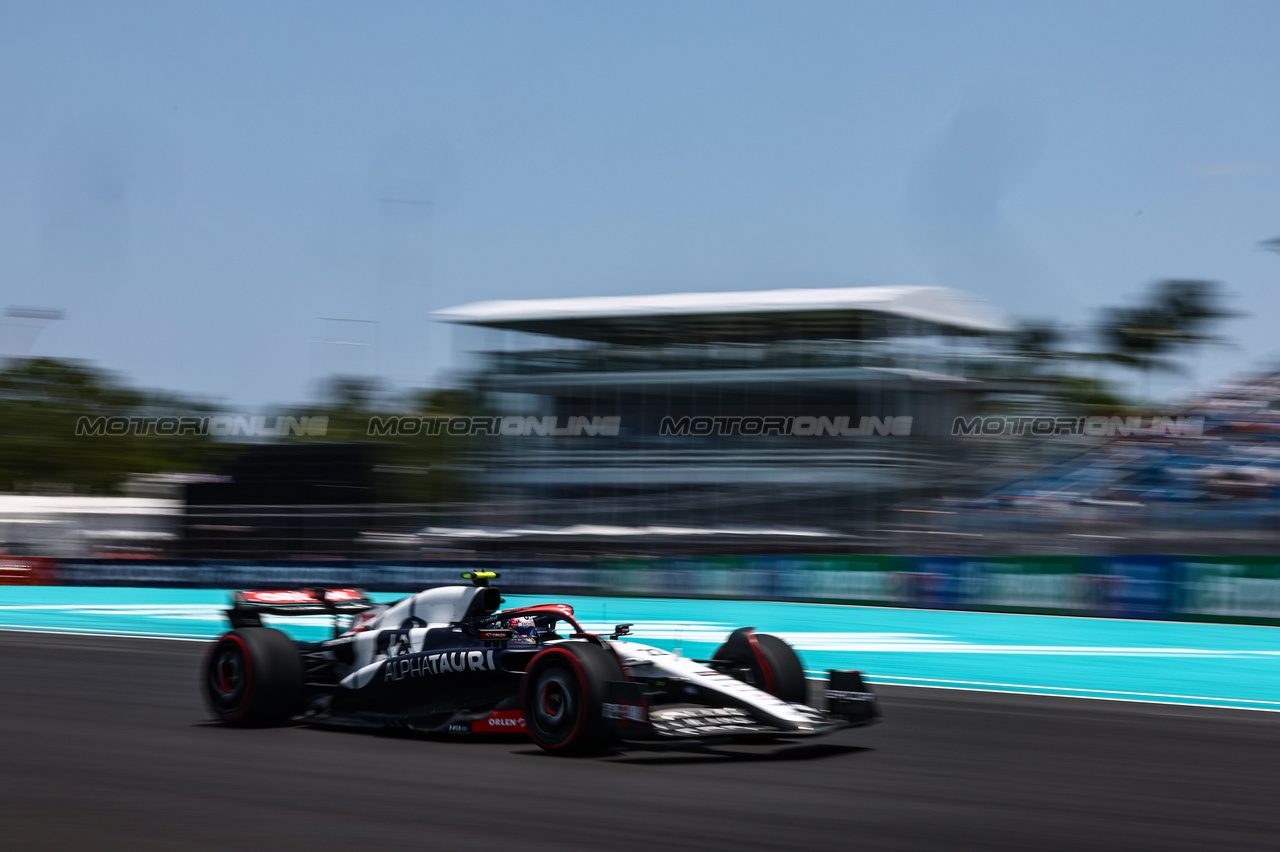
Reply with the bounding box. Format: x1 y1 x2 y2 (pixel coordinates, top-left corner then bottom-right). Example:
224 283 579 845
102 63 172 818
745 630 776 695
523 647 591 751
213 633 254 721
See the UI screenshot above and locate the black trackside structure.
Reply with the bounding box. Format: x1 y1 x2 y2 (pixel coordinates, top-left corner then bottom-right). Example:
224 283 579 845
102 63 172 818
202 574 880 754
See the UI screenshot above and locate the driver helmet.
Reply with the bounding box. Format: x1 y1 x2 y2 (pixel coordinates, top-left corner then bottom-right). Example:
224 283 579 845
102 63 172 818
508 615 552 644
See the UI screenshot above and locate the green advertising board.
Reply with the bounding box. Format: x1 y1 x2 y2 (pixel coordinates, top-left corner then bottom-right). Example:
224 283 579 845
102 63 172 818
1173 557 1280 624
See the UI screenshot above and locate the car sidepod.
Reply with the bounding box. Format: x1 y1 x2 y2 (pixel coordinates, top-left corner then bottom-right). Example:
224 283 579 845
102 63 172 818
325 628 531 730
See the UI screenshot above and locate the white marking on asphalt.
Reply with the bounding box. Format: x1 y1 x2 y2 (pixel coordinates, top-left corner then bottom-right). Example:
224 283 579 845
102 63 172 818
861 674 1280 706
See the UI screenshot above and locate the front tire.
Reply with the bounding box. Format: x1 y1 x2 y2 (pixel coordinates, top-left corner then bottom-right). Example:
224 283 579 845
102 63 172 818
521 642 624 755
203 627 304 727
713 628 808 704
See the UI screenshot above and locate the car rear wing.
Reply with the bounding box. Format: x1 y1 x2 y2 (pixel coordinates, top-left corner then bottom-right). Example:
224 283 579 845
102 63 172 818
227 588 377 635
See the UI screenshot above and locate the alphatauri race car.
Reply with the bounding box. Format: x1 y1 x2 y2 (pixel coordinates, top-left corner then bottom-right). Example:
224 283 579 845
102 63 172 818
202 573 880 754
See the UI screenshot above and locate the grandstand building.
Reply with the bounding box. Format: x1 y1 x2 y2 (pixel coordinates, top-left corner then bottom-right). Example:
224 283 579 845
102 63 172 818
435 286 1025 538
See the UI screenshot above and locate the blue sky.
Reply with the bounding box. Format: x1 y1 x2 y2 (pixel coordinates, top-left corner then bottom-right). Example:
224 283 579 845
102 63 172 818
2 1 1279 405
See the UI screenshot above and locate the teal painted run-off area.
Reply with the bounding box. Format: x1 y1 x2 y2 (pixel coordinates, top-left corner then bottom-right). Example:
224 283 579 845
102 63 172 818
3 586 1280 712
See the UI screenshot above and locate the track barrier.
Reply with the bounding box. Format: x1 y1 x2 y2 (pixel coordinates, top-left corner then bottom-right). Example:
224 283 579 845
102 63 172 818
16 554 1280 626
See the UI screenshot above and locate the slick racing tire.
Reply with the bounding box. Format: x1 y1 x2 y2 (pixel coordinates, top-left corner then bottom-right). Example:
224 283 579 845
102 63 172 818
203 627 304 727
521 642 624 755
713 628 808 704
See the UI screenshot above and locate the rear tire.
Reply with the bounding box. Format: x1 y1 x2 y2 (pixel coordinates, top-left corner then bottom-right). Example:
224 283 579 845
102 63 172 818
521 642 624 755
203 627 304 727
713 628 807 704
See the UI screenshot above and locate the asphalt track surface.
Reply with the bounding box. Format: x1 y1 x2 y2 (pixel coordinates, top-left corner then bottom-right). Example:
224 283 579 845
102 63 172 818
3 631 1279 851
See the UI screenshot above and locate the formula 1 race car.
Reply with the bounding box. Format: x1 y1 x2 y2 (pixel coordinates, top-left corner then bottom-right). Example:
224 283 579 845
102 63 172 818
202 573 880 754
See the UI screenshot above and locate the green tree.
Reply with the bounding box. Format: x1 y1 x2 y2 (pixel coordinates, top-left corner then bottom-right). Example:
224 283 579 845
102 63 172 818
0 358 224 493
1096 279 1237 392
288 378 483 504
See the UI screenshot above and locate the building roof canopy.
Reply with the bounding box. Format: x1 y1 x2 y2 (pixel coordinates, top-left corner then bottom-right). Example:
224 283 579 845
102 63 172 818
435 286 1009 343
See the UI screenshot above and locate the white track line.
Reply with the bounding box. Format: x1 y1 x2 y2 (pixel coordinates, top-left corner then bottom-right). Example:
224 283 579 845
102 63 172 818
864 673 1280 704
866 681 1280 713
0 625 212 642
4 625 1275 713
802 671 1280 713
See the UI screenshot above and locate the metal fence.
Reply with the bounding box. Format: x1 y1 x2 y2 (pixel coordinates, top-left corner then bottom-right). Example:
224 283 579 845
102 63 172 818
7 498 1280 560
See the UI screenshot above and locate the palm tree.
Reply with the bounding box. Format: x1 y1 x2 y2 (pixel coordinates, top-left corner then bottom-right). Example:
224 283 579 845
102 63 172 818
1096 279 1237 396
